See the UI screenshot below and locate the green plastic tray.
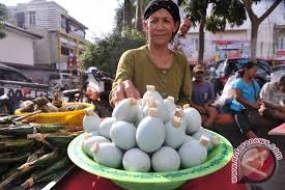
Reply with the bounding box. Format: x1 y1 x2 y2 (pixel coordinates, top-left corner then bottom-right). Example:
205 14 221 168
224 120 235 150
68 131 233 190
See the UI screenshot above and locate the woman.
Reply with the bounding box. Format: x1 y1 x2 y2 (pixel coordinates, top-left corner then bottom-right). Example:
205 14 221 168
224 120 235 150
229 61 261 139
110 0 192 106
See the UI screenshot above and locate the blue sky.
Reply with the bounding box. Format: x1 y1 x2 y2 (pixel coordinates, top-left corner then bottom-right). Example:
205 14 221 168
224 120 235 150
0 0 121 40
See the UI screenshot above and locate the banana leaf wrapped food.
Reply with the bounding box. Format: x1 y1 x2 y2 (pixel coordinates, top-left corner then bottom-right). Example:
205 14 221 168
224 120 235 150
0 115 18 125
21 156 72 189
0 138 34 153
0 149 60 190
27 131 83 149
0 123 65 137
0 100 90 189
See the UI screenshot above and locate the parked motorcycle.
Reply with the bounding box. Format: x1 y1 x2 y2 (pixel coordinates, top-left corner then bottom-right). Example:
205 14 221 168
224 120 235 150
62 71 113 117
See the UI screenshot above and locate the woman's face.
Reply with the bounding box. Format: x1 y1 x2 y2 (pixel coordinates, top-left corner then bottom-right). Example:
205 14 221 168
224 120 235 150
143 9 178 46
245 66 257 79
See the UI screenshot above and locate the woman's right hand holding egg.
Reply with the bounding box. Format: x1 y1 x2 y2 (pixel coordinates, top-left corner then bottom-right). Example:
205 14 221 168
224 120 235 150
111 80 141 106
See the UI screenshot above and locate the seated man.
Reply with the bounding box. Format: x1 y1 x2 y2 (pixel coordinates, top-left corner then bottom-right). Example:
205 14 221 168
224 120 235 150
191 64 218 128
259 75 285 122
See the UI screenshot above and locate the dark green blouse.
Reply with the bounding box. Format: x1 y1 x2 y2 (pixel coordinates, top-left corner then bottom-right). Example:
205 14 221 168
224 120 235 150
113 45 192 106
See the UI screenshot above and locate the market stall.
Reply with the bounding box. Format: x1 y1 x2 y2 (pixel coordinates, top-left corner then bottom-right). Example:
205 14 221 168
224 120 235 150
0 92 93 189
1 86 270 190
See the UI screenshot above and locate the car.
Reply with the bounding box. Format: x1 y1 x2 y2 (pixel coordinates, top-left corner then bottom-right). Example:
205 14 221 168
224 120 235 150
0 63 53 114
204 58 272 95
48 72 79 89
270 64 285 82
0 63 33 82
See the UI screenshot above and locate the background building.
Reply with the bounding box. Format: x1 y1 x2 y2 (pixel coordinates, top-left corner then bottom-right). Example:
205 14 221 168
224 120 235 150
181 0 285 64
6 0 88 73
0 22 41 65
4 0 285 68
0 22 57 83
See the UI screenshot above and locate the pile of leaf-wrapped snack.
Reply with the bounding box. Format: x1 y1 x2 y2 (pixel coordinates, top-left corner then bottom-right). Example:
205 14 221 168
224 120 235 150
15 96 91 131
18 97 88 113
0 112 84 189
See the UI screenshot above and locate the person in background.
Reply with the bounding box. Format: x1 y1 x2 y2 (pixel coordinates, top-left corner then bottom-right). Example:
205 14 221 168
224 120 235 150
84 69 114 117
259 75 285 122
172 17 196 68
229 61 261 139
190 64 218 128
109 0 192 107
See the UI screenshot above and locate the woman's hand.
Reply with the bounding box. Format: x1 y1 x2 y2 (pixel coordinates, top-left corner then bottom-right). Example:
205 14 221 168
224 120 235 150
123 80 141 99
111 80 141 106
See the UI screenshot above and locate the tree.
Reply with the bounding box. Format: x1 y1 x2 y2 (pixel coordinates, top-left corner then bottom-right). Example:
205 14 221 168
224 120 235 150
115 0 136 34
182 0 246 64
135 0 143 32
0 3 6 39
135 0 152 32
118 0 151 33
80 32 146 76
122 0 133 32
241 0 282 61
80 41 98 70
80 0 150 76
114 4 124 33
182 0 283 63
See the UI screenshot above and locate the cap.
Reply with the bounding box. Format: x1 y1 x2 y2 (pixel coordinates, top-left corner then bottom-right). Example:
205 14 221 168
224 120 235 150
193 64 204 73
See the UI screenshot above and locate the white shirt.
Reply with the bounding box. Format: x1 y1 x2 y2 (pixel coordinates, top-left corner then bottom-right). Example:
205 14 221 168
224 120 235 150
176 35 195 59
260 82 285 106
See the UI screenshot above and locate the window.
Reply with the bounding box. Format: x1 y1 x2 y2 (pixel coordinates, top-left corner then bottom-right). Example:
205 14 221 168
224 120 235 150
61 15 66 29
16 12 25 28
49 74 60 80
29 11 36 25
278 36 285 50
61 46 69 56
0 70 31 82
194 38 199 51
8 71 31 82
62 74 71 79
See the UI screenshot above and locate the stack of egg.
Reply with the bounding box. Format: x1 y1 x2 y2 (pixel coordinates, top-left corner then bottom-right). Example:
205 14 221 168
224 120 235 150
82 85 220 172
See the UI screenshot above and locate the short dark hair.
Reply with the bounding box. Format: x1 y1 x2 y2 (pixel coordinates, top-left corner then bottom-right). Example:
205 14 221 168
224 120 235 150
238 61 256 77
279 75 285 85
143 0 180 23
143 0 181 40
